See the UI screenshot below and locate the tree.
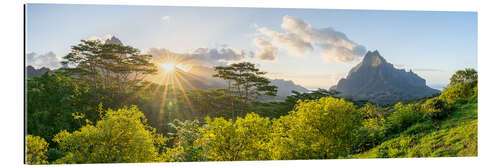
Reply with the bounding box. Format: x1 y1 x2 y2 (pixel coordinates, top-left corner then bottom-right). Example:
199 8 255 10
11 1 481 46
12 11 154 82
201 113 272 161
27 73 92 145
52 106 166 163
284 88 339 109
421 97 449 120
449 68 477 86
25 135 49 165
213 62 277 120
269 97 362 159
440 68 478 104
384 102 423 134
351 103 386 153
61 39 157 108
162 119 207 162
286 89 339 103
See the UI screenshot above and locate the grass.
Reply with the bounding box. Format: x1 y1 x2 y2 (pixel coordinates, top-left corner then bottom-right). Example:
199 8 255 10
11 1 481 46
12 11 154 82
353 102 477 158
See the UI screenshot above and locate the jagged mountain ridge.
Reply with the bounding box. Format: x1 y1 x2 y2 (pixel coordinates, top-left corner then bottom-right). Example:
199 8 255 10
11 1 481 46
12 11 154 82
332 50 440 103
26 65 52 78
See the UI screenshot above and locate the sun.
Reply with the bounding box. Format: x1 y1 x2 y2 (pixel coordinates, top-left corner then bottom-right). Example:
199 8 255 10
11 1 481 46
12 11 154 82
160 63 176 72
159 62 192 73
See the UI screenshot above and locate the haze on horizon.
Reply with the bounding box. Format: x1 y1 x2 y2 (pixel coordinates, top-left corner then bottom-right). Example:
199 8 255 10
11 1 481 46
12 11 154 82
25 4 477 90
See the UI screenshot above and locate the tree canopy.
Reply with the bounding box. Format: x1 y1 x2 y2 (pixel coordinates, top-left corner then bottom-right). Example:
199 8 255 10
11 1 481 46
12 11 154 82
52 106 166 164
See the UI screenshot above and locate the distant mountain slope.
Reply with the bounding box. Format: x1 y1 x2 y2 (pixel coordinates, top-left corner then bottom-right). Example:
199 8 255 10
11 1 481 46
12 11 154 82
332 50 440 103
174 66 310 101
26 65 52 78
258 79 309 102
270 79 309 97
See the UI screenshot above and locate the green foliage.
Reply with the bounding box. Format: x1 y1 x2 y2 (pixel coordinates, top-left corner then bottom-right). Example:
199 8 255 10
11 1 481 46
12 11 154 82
440 82 477 104
384 103 423 135
251 89 341 119
449 68 477 86
163 119 207 162
27 73 92 145
61 39 157 109
213 62 278 119
45 148 67 163
270 97 362 160
136 85 238 135
201 113 272 161
26 48 479 164
52 106 165 163
359 120 477 158
25 135 49 165
440 68 477 104
355 101 477 158
351 103 386 153
285 89 339 104
421 97 449 120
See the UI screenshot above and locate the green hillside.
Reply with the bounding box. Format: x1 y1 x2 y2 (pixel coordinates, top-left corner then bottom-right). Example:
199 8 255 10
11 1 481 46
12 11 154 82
354 101 477 158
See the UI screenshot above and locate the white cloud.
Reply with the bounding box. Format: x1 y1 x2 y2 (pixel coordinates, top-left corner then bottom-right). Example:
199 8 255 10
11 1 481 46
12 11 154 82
256 26 312 57
147 46 248 67
255 16 366 63
26 51 62 69
254 38 277 61
162 16 171 22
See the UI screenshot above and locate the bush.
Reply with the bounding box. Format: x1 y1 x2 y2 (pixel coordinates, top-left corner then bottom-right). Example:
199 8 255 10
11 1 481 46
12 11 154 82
163 119 207 162
46 148 67 163
201 113 272 161
440 68 477 104
421 98 449 120
27 73 93 145
25 135 49 165
52 106 166 163
269 97 362 160
351 103 386 153
385 103 423 135
440 83 476 104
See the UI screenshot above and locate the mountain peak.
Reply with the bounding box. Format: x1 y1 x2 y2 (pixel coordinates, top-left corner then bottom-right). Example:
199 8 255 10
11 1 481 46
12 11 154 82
349 50 387 74
104 35 122 45
335 50 440 103
362 50 386 67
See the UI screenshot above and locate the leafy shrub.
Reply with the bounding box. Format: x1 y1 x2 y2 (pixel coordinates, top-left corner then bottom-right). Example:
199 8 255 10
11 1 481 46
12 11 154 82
27 73 93 145
163 119 207 162
351 103 386 153
440 68 477 104
25 135 49 165
421 97 449 120
45 148 67 163
52 106 166 163
384 103 423 135
201 113 272 161
269 97 362 160
440 83 476 104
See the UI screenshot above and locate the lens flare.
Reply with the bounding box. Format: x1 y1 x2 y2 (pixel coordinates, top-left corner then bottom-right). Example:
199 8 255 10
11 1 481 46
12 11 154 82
160 63 176 72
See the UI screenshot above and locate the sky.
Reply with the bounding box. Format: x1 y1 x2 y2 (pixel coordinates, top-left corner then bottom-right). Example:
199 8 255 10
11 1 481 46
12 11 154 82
25 4 477 90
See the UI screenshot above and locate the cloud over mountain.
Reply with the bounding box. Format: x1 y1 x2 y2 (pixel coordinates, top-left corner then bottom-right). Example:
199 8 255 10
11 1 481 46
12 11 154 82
147 47 248 67
255 16 366 63
26 51 61 69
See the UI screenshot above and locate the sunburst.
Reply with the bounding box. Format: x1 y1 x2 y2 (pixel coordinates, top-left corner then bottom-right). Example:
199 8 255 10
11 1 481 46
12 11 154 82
139 58 200 120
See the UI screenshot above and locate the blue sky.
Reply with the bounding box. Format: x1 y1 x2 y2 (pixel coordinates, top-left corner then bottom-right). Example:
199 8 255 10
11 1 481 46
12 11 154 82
25 4 477 90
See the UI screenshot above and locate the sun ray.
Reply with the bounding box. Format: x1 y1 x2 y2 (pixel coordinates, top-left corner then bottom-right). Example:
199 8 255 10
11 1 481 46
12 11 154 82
173 72 196 119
